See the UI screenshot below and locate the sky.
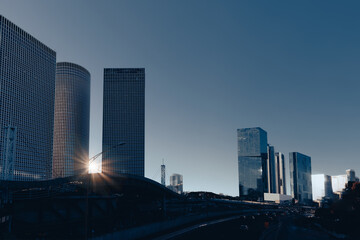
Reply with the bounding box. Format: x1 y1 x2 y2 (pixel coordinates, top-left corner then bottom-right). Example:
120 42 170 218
1 0 359 196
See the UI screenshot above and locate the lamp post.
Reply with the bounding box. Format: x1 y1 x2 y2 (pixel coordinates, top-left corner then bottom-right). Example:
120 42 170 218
85 142 125 240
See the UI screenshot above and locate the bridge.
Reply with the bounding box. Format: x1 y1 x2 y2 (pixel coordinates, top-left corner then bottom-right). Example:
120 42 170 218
0 173 286 239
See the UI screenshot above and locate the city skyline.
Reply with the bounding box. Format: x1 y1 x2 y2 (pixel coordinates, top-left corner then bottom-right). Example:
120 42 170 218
1 1 359 196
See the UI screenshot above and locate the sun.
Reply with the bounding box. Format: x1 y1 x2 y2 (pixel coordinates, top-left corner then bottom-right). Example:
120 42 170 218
89 161 100 173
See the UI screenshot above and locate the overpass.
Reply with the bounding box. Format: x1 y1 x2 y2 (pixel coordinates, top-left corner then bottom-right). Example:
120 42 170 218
0 173 283 239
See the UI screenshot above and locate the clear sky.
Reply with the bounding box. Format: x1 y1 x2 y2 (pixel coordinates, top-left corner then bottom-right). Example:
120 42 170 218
1 0 359 196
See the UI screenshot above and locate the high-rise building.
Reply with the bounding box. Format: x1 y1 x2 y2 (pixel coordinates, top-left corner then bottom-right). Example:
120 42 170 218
346 169 356 182
289 152 312 203
275 152 286 195
0 15 56 181
312 174 333 201
331 174 347 193
52 62 90 178
168 173 183 194
161 161 166 186
237 127 268 199
102 68 145 176
267 145 276 193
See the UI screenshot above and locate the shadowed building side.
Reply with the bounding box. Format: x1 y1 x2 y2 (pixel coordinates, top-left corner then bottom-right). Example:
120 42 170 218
0 15 56 181
52 62 90 178
289 152 312 203
237 127 268 200
102 68 145 176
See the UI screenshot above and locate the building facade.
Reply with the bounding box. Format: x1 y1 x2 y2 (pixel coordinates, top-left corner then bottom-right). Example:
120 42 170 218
346 169 356 182
331 174 348 193
52 62 90 178
267 145 276 193
0 15 56 181
312 174 333 201
275 152 286 195
102 68 145 176
289 152 312 203
168 173 183 194
237 127 268 199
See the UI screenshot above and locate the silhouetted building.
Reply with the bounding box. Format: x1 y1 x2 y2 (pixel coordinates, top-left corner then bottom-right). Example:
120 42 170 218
275 152 286 195
168 173 183 194
312 174 333 201
267 145 276 193
346 169 356 182
289 152 312 203
161 161 166 186
0 15 56 181
237 127 268 199
52 62 90 178
102 68 145 176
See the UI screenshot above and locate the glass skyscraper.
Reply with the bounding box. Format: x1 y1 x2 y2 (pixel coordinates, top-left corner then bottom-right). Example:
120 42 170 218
0 15 56 181
289 152 312 203
275 152 286 195
237 127 268 200
52 62 90 178
312 174 333 201
102 68 145 176
267 145 276 193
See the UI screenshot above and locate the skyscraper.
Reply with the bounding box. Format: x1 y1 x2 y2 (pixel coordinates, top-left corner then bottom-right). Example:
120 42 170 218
102 68 145 176
0 15 56 181
275 152 286 195
168 173 183 194
346 169 356 182
289 152 312 203
312 174 333 202
237 127 268 200
161 161 166 186
267 145 276 193
52 62 90 178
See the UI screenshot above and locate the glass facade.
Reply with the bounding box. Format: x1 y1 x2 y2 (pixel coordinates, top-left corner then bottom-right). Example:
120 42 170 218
312 174 333 201
102 68 145 176
237 127 268 199
0 15 56 181
331 174 347 193
275 152 286 195
267 145 276 193
289 152 312 203
52 62 90 178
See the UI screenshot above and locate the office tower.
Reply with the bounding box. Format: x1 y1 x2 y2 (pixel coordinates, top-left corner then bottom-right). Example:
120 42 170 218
312 174 333 201
237 127 268 200
52 62 90 178
346 169 356 182
267 145 276 193
331 174 348 193
289 152 312 203
169 173 183 194
0 15 56 181
275 152 286 195
161 161 166 186
102 68 145 176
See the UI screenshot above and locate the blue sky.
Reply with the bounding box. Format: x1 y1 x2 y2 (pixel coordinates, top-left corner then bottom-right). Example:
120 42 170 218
1 0 359 196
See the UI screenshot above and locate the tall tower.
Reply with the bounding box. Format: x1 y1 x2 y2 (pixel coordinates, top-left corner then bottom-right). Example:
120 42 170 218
161 160 166 185
102 68 145 176
0 15 56 181
52 62 91 178
237 127 268 200
289 152 312 203
275 152 286 194
267 145 276 193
